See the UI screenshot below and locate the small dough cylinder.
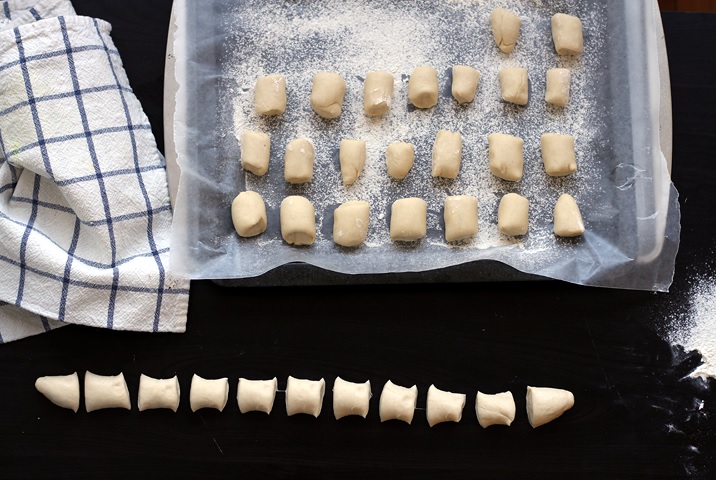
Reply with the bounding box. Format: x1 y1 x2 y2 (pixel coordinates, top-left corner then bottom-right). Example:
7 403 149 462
286 376 325 417
386 142 415 180
237 377 278 414
545 68 571 106
84 371 131 413
190 374 229 412
280 196 316 246
240 131 270 176
476 391 516 428
254 74 286 115
340 139 367 185
284 138 315 184
452 65 480 104
444 195 478 242
541 133 577 177
408 66 438 109
552 13 584 56
390 198 427 242
379 380 418 424
432 130 462 179
426 384 466 427
333 377 371 420
310 72 346 119
490 8 521 53
526 386 575 428
333 200 370 247
364 71 394 116
35 372 80 412
488 133 524 182
554 194 585 237
499 67 529 105
498 193 529 236
138 374 180 412
231 191 267 238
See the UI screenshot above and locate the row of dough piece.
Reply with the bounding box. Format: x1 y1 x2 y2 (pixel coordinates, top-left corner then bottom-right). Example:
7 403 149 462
241 131 578 183
232 192 585 246
35 373 574 429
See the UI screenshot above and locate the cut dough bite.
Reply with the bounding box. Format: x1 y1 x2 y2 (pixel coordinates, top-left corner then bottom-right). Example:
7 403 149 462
390 198 427 242
35 372 80 412
284 138 315 184
526 386 575 428
490 8 521 53
545 68 571 106
541 133 577 176
408 66 438 109
364 71 394 116
333 200 370 247
379 380 418 424
554 194 585 237
340 139 367 185
432 130 462 179
286 376 325 417
333 377 371 420
386 142 415 180
254 74 286 116
552 13 583 55
231 191 267 238
84 371 131 413
426 384 466 427
444 195 478 242
237 377 278 414
280 196 316 246
138 374 180 412
190 374 229 412
499 67 529 105
240 131 270 176
452 65 480 104
498 193 529 236
310 72 346 119
488 133 524 182
476 391 516 428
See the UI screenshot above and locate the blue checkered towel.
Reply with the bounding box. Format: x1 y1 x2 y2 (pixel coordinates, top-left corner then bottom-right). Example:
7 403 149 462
0 3 190 343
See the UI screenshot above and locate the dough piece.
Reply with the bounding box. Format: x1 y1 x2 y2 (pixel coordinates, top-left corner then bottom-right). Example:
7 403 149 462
408 66 438 109
552 13 584 55
333 200 370 247
340 139 367 185
138 374 180 412
364 71 394 116
545 68 571 106
541 133 577 177
490 8 521 53
385 142 415 180
84 371 131 413
498 193 529 236
452 65 480 104
444 195 478 242
254 74 286 115
35 372 80 412
310 72 346 119
286 376 325 417
240 131 270 176
526 386 575 428
488 133 524 181
390 198 427 242
280 196 316 246
231 191 267 238
498 67 528 105
379 380 418 424
284 138 315 184
432 130 462 179
476 391 516 428
553 194 585 237
190 374 229 412
426 384 466 427
237 377 278 414
333 377 371 420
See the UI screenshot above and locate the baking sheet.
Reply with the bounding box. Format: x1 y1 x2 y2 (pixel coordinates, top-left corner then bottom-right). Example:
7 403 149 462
169 0 680 291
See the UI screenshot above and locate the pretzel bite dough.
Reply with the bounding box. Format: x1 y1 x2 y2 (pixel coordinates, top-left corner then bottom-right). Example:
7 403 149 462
35 372 80 412
386 142 415 180
408 66 439 109
333 377 371 420
499 67 529 105
310 72 346 118
254 74 286 115
84 371 131 412
526 386 575 428
488 133 524 182
364 71 394 116
390 198 427 242
237 377 278 414
333 200 370 247
138 374 180 412
379 380 418 424
280 196 316 246
340 139 367 185
284 138 315 184
552 13 584 55
432 130 462 179
240 131 270 176
541 133 577 177
286 376 325 417
231 191 267 238
426 384 466 427
452 65 480 104
545 68 571 106
490 8 521 53
476 391 516 428
553 194 585 237
498 193 529 236
190 374 229 412
444 195 478 242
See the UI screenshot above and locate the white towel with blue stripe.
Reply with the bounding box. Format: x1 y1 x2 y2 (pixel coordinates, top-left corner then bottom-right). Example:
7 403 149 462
0 2 190 343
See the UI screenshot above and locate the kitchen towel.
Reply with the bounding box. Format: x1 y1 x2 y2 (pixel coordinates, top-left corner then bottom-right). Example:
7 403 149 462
0 6 190 343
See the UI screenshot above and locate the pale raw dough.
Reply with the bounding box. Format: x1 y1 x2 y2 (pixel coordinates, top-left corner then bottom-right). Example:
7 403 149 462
285 376 325 417
280 196 316 246
310 72 346 119
490 8 521 53
240 130 270 176
408 65 438 109
444 195 478 242
333 200 370 247
426 384 466 427
231 191 267 238
190 374 229 412
385 142 415 180
553 194 585 237
333 377 371 420
526 386 575 428
364 71 394 116
552 13 583 55
488 133 524 182
431 130 462 179
379 380 418 424
138 374 180 412
498 193 529 236
545 68 571 106
476 391 516 428
254 73 286 115
541 133 577 177
35 372 79 412
237 377 278 414
390 197 427 242
452 65 480 104
340 139 367 185
284 138 315 184
499 67 528 105
84 371 131 413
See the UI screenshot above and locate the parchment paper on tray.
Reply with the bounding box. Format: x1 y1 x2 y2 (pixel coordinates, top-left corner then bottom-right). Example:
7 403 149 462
170 0 680 291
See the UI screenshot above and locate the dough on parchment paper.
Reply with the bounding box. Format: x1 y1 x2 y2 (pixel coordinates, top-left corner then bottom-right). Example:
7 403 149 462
408 65 438 109
379 380 418 424
488 132 524 182
526 386 574 428
490 8 521 54
426 384 466 427
231 191 267 238
390 197 427 242
444 195 478 242
254 73 286 116
476 391 516 428
240 130 270 176
431 130 462 179
499 67 529 106
237 377 278 414
498 193 529 236
541 133 577 177
364 70 394 116
280 196 316 246
553 194 585 237
138 374 180 412
84 371 131 413
35 372 80 412
386 142 415 180
545 68 571 106
451 65 480 104
190 374 229 412
333 377 371 420
333 200 370 247
340 139 367 185
552 13 583 56
310 72 346 119
284 138 315 184
286 376 325 417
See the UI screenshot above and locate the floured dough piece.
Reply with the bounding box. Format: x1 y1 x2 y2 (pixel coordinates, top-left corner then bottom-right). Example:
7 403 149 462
498 193 529 236
386 142 415 180
138 374 180 412
545 68 571 106
379 380 418 424
552 13 583 55
286 376 325 417
85 371 131 412
340 139 366 185
526 386 575 428
310 72 346 118
408 66 438 109
280 196 316 246
254 74 286 115
490 8 521 53
237 377 278 414
35 372 80 412
488 133 524 182
240 131 270 176
364 71 394 116
476 391 515 428
452 65 480 104
426 384 466 427
499 67 528 105
190 374 229 412
333 200 370 247
444 195 478 242
390 198 427 242
231 191 267 238
284 138 315 184
432 130 462 179
541 133 577 177
554 194 585 237
333 377 371 420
